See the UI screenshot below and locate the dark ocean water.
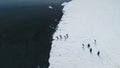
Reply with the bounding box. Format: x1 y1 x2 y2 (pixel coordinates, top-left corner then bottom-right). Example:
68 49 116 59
0 1 70 68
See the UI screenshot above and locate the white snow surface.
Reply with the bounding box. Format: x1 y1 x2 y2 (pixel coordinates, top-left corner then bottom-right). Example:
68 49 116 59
49 0 120 68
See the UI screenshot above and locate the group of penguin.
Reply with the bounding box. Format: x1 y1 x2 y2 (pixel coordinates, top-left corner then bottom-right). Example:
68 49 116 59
82 40 100 56
55 34 69 40
54 34 100 56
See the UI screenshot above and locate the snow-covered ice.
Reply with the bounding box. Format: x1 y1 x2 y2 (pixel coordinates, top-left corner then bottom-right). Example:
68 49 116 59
49 6 53 9
49 0 120 68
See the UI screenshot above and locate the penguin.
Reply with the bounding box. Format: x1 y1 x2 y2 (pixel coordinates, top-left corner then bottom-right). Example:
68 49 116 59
82 44 84 48
59 35 62 39
87 44 90 48
90 48 92 53
66 34 69 39
94 40 96 45
56 36 59 40
97 51 100 56
64 35 67 39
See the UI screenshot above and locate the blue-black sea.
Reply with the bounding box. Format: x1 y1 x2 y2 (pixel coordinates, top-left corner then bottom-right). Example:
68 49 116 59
0 0 70 68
